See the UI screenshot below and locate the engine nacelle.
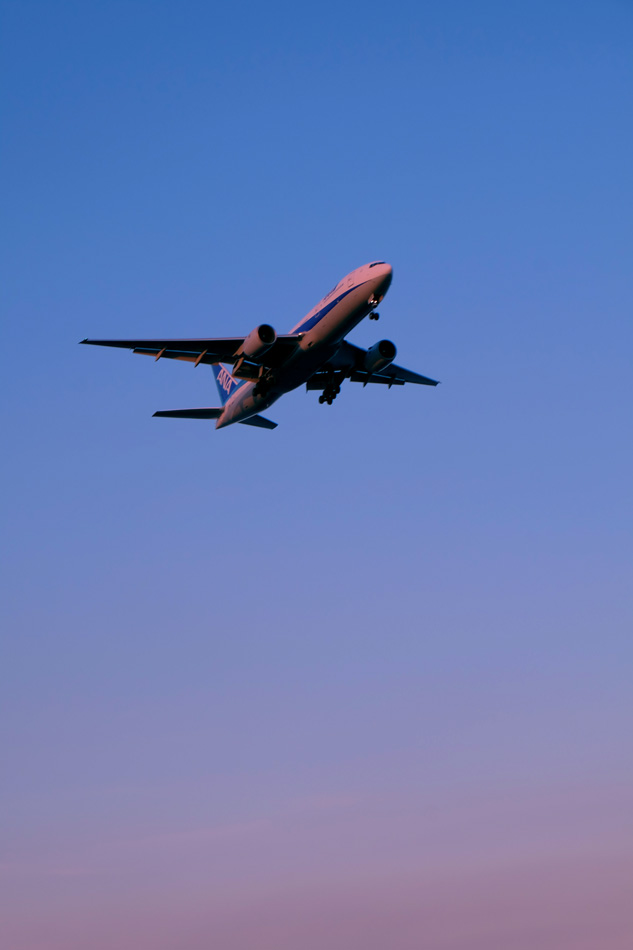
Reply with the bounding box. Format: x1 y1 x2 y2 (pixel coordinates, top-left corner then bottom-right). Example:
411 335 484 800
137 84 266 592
364 339 396 375
239 324 277 362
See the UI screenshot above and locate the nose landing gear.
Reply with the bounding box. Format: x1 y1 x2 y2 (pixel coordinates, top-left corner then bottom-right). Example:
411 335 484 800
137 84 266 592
368 295 380 320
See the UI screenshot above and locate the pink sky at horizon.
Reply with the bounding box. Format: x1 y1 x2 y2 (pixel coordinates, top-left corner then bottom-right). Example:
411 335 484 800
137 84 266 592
2 775 631 948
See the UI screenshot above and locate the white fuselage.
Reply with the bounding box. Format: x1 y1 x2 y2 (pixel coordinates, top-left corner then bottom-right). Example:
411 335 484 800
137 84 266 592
216 261 393 427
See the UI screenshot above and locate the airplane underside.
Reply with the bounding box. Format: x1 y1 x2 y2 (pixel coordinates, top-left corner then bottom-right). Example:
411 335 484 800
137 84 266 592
81 261 438 430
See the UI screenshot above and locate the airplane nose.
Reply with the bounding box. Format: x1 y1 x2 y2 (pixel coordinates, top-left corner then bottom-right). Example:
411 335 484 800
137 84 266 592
379 263 393 290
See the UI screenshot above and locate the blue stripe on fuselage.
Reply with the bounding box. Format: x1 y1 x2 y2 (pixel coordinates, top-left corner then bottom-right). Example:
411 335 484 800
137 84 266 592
293 282 367 334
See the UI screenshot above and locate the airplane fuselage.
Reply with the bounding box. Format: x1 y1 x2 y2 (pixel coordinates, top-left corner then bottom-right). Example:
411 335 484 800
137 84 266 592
216 262 393 427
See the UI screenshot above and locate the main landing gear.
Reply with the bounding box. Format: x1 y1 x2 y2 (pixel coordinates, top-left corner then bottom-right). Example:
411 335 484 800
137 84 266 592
318 384 340 405
369 311 380 320
252 371 275 397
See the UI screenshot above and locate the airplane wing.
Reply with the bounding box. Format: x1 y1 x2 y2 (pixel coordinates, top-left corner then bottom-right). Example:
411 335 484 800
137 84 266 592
80 335 301 368
307 341 439 389
349 366 439 386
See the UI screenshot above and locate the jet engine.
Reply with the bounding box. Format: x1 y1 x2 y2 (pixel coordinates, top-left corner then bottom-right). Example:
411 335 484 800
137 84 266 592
364 340 396 375
239 324 277 362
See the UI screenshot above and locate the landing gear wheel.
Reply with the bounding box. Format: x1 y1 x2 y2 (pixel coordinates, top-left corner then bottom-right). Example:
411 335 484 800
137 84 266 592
369 311 380 321
319 385 339 405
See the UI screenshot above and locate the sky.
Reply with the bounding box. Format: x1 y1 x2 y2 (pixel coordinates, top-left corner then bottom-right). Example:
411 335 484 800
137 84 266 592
1 1 632 947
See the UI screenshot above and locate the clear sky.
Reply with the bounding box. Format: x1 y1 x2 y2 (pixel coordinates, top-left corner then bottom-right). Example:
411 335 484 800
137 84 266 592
1 1 632 947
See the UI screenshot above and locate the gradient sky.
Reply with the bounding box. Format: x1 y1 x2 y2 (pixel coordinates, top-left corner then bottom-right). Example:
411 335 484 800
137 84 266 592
2 1 632 947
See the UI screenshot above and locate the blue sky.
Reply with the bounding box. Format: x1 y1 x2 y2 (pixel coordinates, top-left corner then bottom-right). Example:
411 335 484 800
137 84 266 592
2 2 632 947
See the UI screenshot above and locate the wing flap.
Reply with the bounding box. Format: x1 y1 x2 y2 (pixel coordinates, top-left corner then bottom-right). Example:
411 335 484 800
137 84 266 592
349 365 438 386
349 372 405 386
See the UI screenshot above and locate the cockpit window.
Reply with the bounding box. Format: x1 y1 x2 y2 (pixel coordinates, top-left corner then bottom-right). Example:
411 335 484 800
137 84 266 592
369 261 385 267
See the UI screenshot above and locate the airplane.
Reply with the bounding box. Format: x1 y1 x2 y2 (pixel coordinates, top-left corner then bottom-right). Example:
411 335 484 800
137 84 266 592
81 261 438 430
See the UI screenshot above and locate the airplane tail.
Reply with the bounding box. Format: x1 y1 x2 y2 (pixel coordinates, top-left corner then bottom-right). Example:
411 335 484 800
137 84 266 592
211 363 242 405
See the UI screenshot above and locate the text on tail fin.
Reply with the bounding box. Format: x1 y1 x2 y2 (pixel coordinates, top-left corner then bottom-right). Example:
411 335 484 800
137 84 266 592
212 363 242 405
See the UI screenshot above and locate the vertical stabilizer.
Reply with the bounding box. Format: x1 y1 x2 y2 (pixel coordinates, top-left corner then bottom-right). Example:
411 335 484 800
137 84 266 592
211 363 242 405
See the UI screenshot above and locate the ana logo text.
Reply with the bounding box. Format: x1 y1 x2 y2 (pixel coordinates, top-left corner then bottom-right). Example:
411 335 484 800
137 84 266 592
217 366 234 392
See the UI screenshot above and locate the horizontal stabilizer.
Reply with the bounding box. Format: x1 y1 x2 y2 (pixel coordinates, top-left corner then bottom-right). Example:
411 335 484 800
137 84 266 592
153 407 223 419
239 414 278 429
